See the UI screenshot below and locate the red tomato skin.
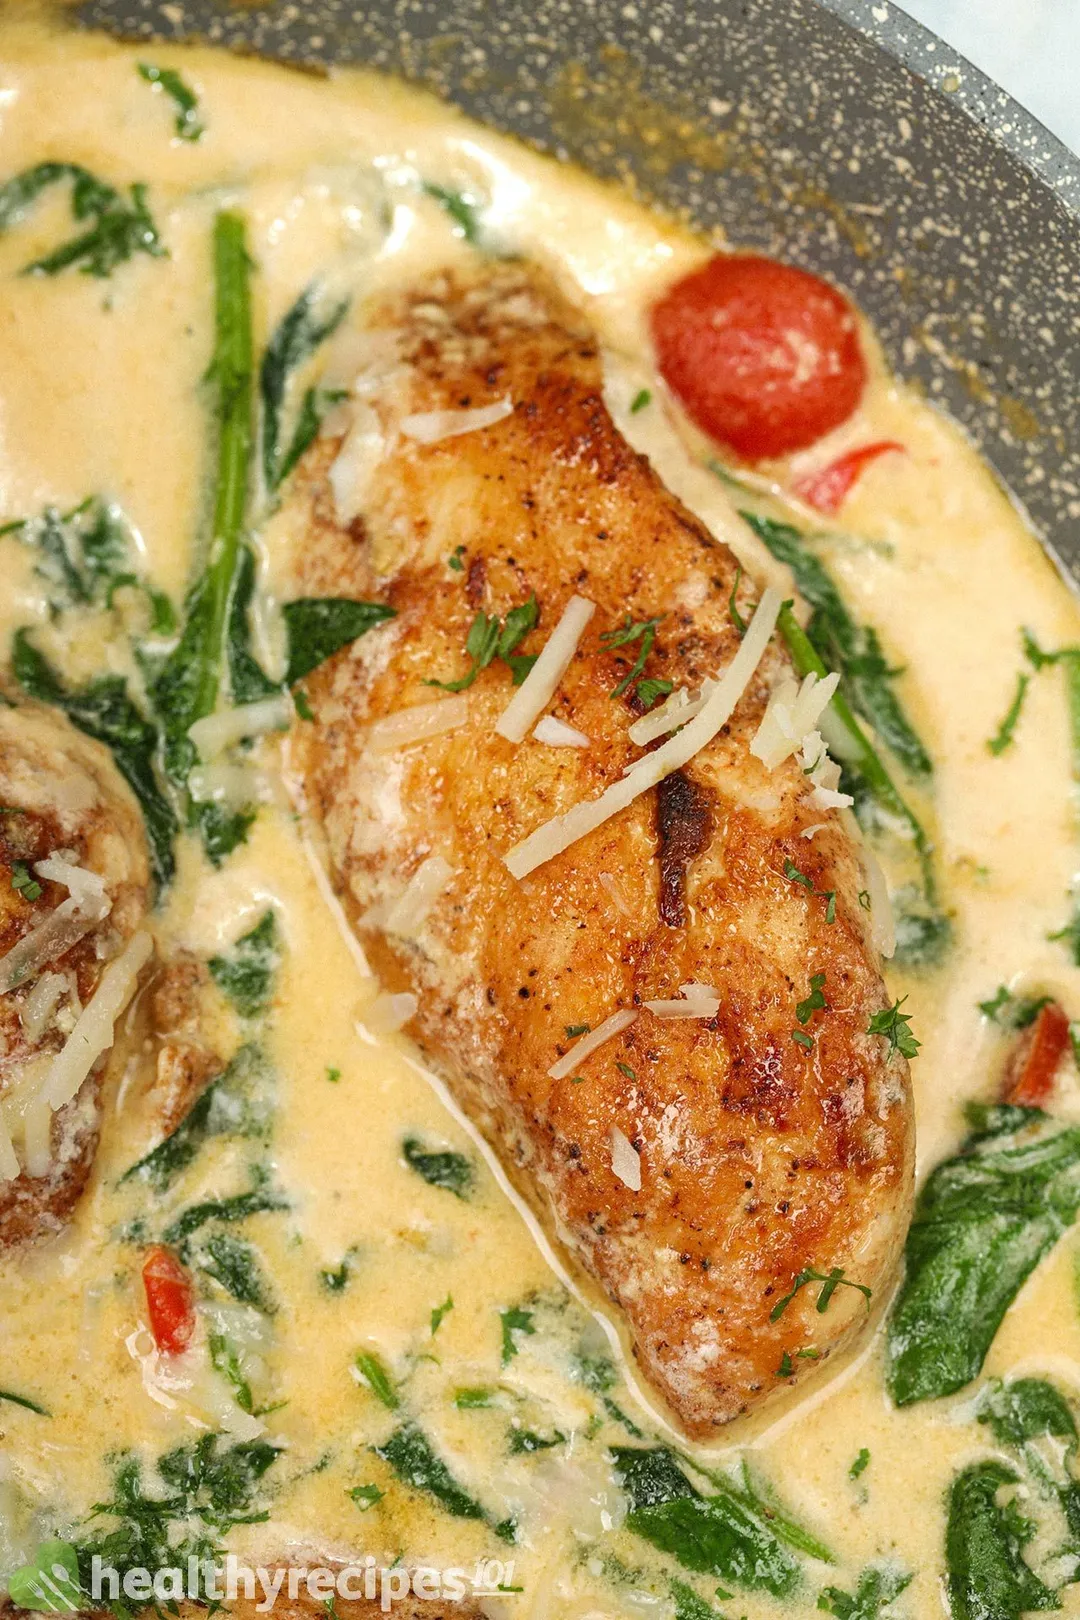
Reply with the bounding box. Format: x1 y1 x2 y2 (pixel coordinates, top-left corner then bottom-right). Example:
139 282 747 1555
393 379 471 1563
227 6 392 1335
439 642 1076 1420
142 1244 195 1355
651 254 867 460
1004 1002 1071 1108
794 440 905 515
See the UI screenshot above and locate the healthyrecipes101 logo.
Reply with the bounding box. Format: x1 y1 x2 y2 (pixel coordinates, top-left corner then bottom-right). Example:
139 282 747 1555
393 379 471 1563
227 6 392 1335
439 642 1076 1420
8 1542 521 1612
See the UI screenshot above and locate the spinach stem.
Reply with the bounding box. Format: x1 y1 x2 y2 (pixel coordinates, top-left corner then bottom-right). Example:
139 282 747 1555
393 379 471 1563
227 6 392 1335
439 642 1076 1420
201 209 254 721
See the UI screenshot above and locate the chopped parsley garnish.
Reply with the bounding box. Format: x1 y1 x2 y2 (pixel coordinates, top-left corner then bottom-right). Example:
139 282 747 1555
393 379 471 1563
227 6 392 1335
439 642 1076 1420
783 859 836 924
354 1350 399 1410
987 672 1030 756
630 389 652 414
499 1303 535 1365
427 594 538 692
566 1022 590 1037
448 545 466 571
796 972 828 1025
430 1295 454 1335
616 1060 637 1080
0 161 164 277
778 1350 794 1376
325 1066 341 1084
770 1267 872 1323
792 1029 814 1050
866 997 920 1060
347 1483 384 1511
137 63 204 142
849 1449 870 1480
600 614 666 703
636 677 675 711
10 862 41 903
728 564 748 637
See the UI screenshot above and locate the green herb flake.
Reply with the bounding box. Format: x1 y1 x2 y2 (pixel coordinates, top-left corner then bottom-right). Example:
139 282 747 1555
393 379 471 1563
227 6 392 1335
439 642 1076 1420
354 1350 399 1410
10 862 42 903
600 614 666 703
261 283 349 493
849 1449 871 1481
796 971 828 1025
566 1022 591 1038
770 1267 872 1323
430 1295 454 1335
728 564 748 638
987 672 1031 757
421 183 482 244
137 63 204 141
448 545 466 572
499 1304 535 1365
630 389 652 414
455 1387 496 1408
428 595 537 693
817 1565 911 1620
866 997 920 1060
792 1029 814 1050
347 1484 384 1512
616 1060 637 1080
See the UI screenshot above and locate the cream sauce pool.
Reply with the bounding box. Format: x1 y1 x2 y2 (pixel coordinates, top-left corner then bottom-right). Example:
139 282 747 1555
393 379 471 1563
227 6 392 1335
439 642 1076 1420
1 9 1080 1619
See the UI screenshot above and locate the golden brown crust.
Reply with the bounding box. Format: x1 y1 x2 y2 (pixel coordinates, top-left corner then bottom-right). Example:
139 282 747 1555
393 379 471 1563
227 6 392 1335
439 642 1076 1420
0 703 151 1247
288 263 914 1435
148 954 223 1134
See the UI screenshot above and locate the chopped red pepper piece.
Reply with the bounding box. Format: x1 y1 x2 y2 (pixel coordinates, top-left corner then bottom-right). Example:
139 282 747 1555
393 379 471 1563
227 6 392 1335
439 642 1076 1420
793 441 905 514
142 1244 195 1355
1003 1001 1071 1108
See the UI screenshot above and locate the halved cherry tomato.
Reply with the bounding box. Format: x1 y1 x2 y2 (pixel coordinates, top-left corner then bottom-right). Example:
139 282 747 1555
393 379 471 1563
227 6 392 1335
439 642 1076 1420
651 254 867 461
1003 1001 1071 1108
793 441 905 515
142 1244 195 1355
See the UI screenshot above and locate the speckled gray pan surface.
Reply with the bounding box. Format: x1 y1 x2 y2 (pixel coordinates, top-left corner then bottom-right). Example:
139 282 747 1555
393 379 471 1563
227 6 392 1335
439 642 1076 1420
79 0 1080 572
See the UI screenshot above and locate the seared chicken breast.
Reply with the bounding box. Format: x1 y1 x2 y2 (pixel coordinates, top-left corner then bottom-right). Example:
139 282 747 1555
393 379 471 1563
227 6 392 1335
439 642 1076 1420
288 263 914 1435
0 703 151 1246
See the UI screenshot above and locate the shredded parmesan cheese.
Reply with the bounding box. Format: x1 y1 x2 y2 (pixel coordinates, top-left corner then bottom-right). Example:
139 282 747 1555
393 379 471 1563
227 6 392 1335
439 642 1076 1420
798 731 855 810
609 1127 642 1192
20 971 67 1045
362 991 418 1033
496 595 596 745
751 670 841 770
41 930 154 1111
861 841 897 959
189 695 292 762
644 982 721 1019
34 854 110 920
400 398 512 444
0 1110 19 1183
329 402 386 524
598 872 633 917
188 762 269 809
21 1095 51 1179
533 715 590 748
0 903 97 997
627 684 708 747
365 695 468 754
505 588 782 880
548 1008 638 1082
384 856 454 937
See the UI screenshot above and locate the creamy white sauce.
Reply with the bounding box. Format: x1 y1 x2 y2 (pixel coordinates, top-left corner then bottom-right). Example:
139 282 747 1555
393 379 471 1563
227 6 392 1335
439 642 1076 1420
0 10 1079 1618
